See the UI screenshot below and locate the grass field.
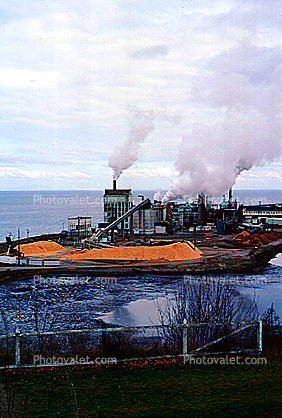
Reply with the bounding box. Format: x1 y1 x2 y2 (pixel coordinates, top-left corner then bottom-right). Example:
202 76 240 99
0 360 281 417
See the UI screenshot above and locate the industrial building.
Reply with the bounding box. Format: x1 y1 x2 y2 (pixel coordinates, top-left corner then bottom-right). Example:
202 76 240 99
98 182 282 241
242 204 282 225
103 180 133 232
68 216 92 239
133 208 157 234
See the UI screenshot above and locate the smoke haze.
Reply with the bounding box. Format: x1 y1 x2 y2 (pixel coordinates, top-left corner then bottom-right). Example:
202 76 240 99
163 44 282 201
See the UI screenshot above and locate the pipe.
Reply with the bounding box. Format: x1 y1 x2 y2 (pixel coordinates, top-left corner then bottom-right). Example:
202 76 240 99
138 195 145 234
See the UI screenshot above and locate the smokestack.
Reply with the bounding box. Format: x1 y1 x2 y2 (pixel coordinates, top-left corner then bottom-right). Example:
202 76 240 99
198 193 206 226
113 179 117 190
228 187 232 203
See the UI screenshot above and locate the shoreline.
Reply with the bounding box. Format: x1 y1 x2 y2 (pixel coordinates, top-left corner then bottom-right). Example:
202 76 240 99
1 238 281 283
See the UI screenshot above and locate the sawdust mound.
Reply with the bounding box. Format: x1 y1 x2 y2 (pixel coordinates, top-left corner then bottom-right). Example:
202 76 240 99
233 231 282 246
65 242 202 262
16 241 66 256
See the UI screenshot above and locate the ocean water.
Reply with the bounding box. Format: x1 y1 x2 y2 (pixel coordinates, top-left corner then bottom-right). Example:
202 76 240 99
0 189 281 242
0 190 103 242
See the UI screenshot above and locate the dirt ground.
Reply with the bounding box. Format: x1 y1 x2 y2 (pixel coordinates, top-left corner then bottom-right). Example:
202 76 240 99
1 230 281 282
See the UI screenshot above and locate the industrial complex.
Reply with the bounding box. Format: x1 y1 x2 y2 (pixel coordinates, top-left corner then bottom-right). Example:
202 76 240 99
1 179 281 274
61 180 282 247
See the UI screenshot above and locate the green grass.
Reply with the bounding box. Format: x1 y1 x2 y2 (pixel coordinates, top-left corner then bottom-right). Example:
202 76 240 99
0 361 281 417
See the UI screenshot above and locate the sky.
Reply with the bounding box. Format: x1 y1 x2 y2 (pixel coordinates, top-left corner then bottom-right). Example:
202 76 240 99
0 0 281 193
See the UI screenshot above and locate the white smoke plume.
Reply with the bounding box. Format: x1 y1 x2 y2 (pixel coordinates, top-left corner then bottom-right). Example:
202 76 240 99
163 44 282 202
108 109 155 180
108 109 181 180
153 190 163 201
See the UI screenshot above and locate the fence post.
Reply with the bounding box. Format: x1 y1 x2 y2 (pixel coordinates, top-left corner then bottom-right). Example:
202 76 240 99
257 314 262 354
102 322 107 357
15 327 21 367
183 319 188 356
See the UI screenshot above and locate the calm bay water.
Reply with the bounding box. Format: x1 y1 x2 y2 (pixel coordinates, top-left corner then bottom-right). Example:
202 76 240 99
0 266 281 334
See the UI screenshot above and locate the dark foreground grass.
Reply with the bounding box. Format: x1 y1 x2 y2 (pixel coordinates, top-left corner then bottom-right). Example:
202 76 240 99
0 361 281 417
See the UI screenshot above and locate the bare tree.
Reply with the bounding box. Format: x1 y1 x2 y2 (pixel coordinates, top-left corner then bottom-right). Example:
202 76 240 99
156 276 258 353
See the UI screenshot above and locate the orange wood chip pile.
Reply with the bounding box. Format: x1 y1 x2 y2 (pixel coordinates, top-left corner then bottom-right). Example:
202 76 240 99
232 231 282 246
15 241 66 256
65 242 202 262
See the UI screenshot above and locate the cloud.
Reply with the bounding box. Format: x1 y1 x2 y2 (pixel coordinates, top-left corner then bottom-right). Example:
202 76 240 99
0 0 281 190
0 68 59 89
124 165 178 178
0 167 91 180
207 42 281 84
130 44 169 59
241 170 282 180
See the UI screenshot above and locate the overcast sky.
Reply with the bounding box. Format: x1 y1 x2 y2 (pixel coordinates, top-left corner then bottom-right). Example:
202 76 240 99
0 0 281 193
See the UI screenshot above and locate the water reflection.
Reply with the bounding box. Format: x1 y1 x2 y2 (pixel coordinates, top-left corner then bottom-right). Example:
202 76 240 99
0 267 281 334
99 297 171 327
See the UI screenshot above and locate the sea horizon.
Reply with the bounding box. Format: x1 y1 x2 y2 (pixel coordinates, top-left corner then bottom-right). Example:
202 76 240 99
1 188 282 192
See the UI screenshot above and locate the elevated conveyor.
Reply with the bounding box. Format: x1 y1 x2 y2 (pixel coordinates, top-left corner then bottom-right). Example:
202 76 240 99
93 198 151 240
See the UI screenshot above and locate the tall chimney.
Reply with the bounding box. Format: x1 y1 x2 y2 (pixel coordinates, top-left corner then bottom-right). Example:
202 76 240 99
113 179 117 190
228 187 232 203
198 193 206 226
